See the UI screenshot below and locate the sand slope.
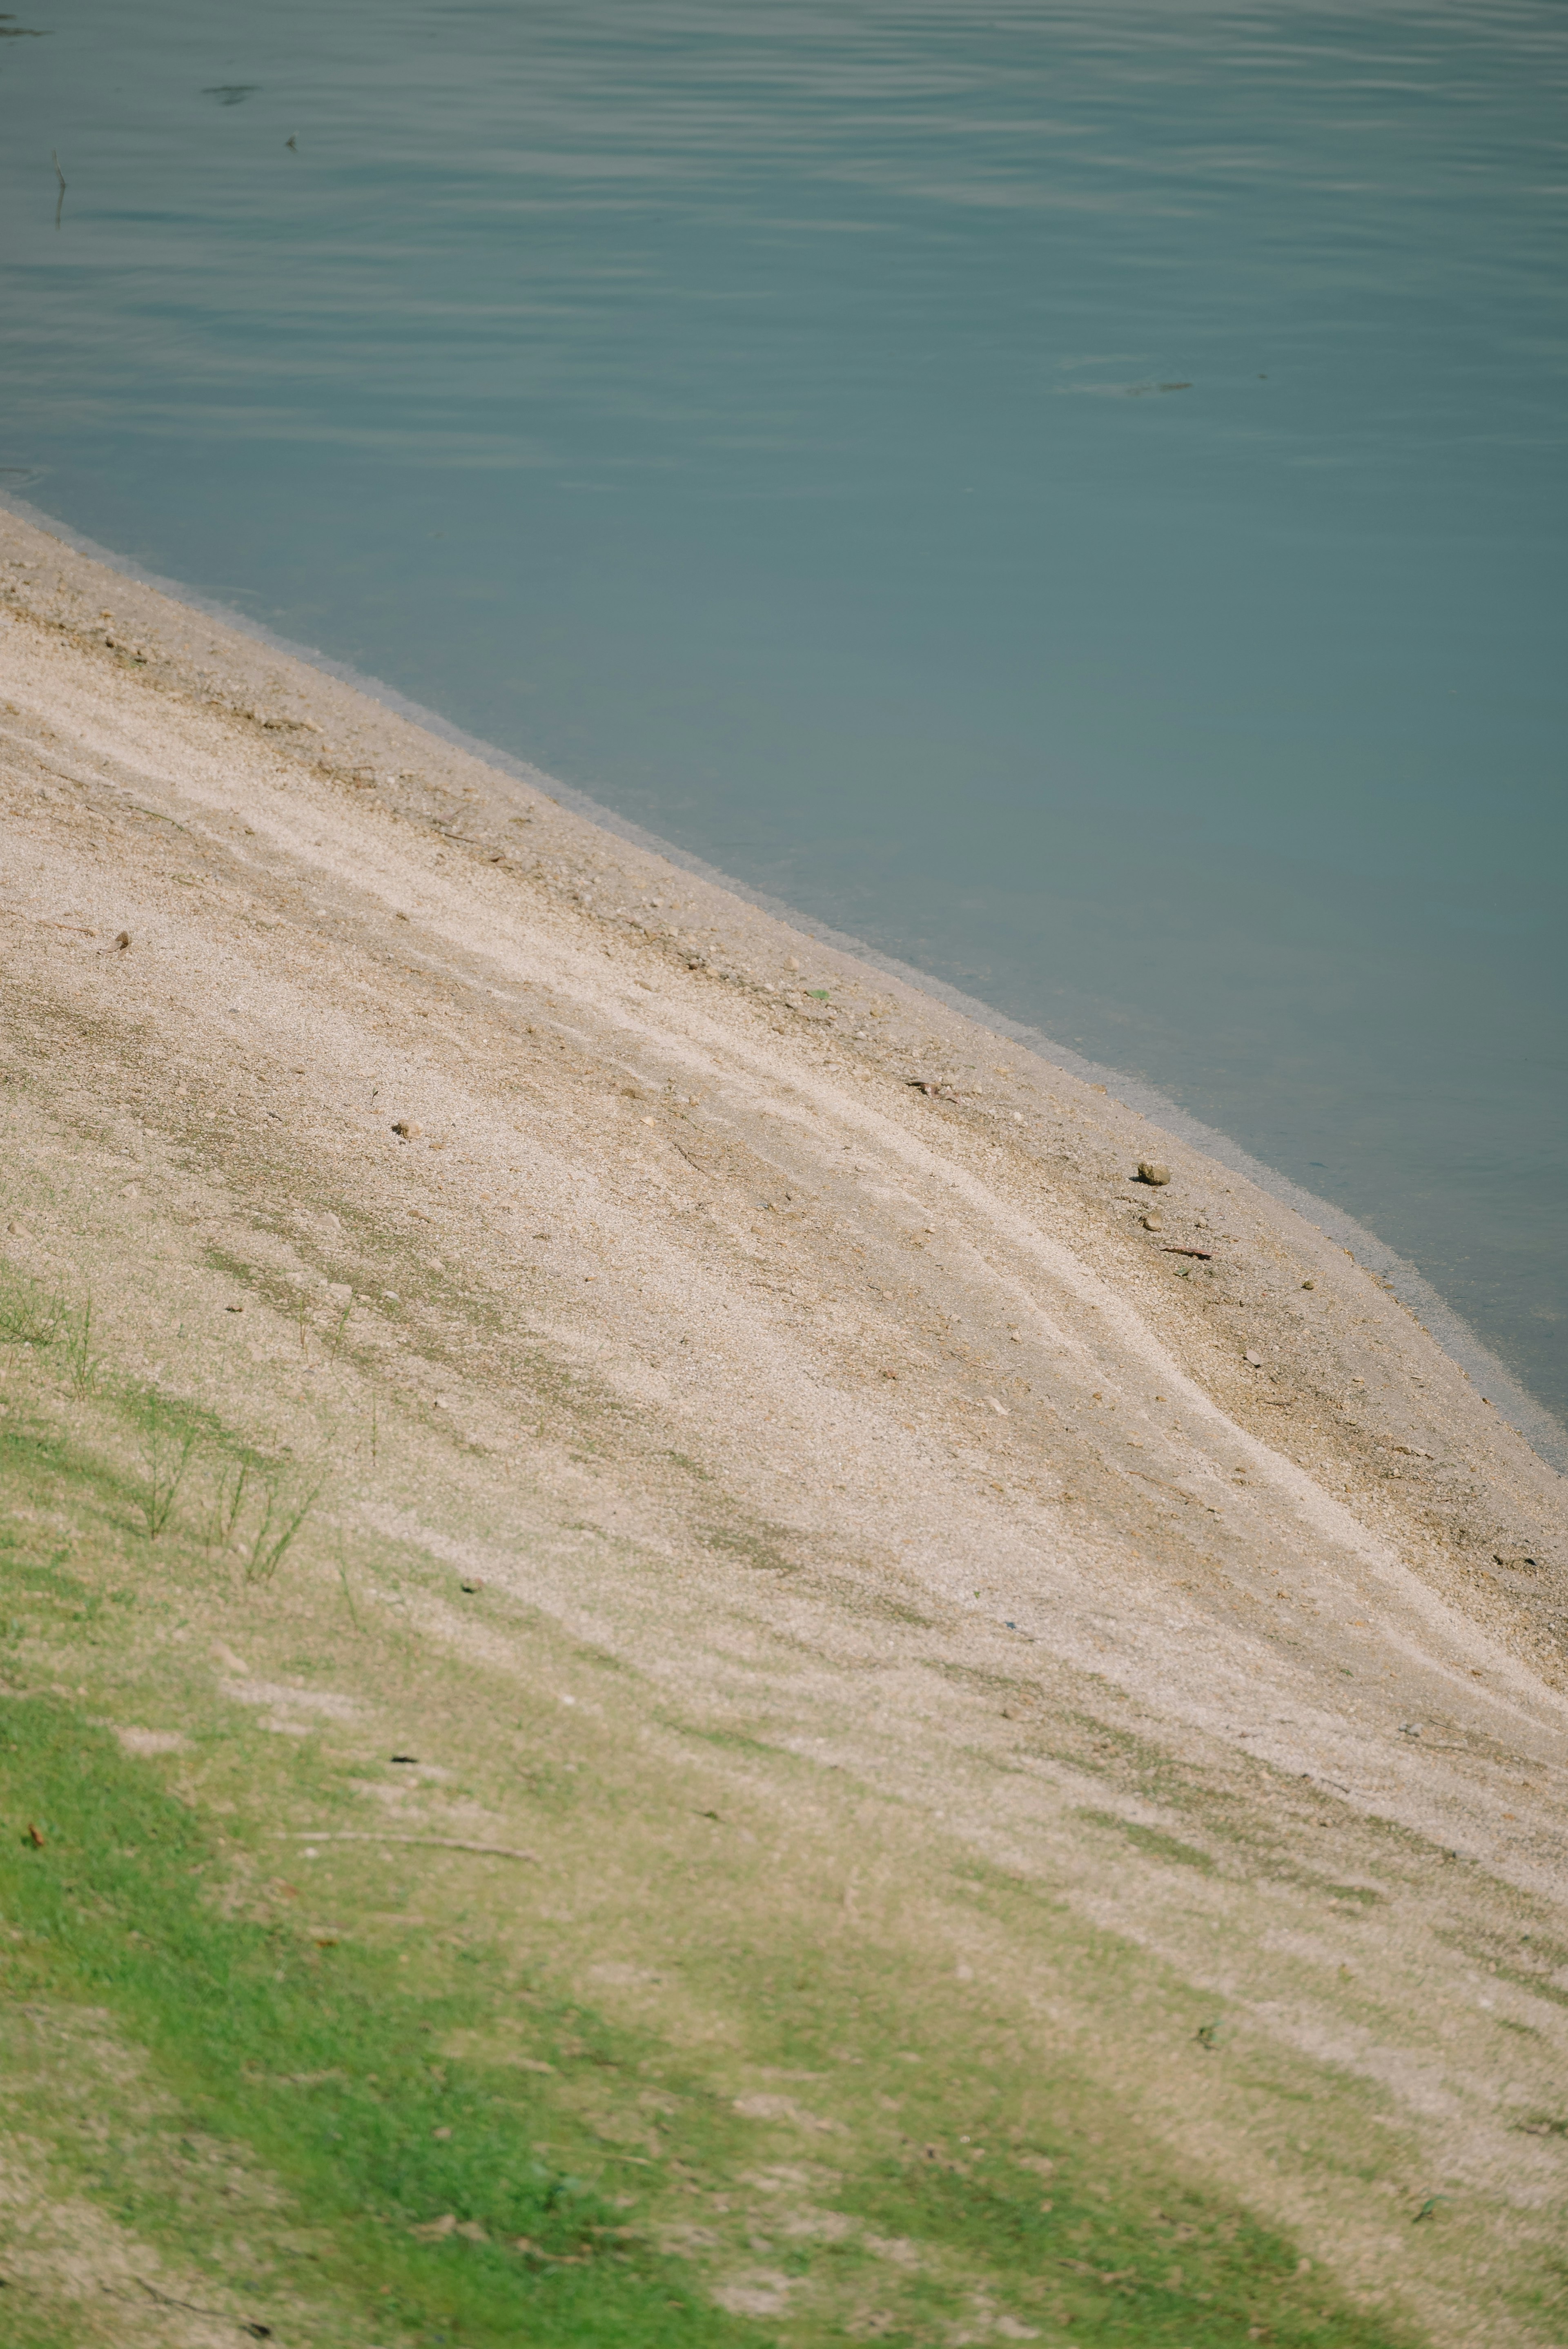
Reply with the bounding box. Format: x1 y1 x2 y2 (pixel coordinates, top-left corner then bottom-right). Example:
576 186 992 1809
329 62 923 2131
2 506 1566 2344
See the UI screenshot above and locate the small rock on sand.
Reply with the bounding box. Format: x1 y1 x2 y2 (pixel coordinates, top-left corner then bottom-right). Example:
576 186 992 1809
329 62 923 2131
1141 1210 1164 1231
1136 1161 1171 1186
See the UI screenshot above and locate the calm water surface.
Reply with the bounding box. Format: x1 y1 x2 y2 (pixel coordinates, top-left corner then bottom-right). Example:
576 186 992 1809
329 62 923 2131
2 1 1565 1428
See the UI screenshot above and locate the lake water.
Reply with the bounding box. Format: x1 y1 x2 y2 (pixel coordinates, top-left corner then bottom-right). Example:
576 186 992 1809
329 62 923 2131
2 0 1565 1442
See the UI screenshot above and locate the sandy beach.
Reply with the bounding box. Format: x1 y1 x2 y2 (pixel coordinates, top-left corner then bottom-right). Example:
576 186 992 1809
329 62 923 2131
2 501 1565 2345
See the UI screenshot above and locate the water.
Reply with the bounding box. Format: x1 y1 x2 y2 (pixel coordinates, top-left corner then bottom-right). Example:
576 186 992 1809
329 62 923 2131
2 0 1565 1435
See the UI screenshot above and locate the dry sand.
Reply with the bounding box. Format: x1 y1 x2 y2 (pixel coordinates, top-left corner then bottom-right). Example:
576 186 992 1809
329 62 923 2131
2 502 1566 2342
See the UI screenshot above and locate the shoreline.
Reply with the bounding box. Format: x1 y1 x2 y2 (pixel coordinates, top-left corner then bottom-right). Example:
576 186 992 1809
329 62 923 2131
2 484 1559 1475
3 492 1568 2341
2 485 1561 1720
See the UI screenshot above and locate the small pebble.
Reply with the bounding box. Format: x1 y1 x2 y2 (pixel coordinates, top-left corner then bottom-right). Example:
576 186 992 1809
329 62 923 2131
1141 1210 1164 1231
392 1119 423 1138
115 929 132 950
1301 1279 1315 1290
1245 1350 1263 1366
1137 1161 1171 1186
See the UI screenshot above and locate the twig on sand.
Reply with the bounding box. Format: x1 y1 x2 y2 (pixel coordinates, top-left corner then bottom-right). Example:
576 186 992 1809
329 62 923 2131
1160 1246 1212 1260
102 2278 272 2337
276 1831 540 1862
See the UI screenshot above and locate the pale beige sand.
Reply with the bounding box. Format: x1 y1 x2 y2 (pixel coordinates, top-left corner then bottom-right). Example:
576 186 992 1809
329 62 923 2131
2 504 1566 2338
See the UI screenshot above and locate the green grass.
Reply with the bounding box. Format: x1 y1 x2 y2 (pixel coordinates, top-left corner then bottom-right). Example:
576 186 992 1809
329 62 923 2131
1076 1809 1218 1874
0 1699 772 2349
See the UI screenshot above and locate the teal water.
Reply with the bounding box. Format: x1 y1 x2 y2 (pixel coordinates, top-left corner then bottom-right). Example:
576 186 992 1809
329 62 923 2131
2 1 1565 1435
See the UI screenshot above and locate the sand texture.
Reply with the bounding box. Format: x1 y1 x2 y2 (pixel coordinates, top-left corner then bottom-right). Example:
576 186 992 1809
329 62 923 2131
2 504 1566 2345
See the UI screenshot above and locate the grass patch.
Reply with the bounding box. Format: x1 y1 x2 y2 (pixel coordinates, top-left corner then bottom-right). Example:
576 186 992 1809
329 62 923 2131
836 2154 1390 2349
0 1699 773 2349
1077 1808 1218 1874
0 1258 68 1347
697 1520 802 1576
